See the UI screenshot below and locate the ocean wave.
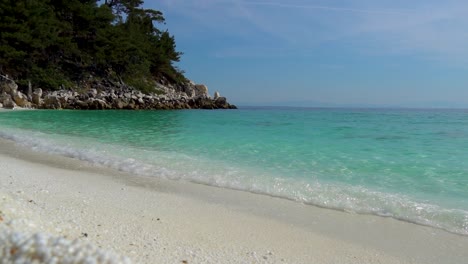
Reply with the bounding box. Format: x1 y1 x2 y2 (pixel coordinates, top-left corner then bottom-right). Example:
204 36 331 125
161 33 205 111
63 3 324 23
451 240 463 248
0 129 467 236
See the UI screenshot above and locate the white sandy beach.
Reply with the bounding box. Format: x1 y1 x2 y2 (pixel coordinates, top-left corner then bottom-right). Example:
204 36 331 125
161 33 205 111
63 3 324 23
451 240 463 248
1 138 468 263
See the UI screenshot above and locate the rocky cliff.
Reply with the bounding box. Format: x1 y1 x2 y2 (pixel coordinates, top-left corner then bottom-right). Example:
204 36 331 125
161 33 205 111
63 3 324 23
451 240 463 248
0 75 236 110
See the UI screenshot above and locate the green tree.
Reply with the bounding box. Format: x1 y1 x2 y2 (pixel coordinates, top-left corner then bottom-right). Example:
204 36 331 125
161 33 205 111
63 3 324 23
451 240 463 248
0 0 185 91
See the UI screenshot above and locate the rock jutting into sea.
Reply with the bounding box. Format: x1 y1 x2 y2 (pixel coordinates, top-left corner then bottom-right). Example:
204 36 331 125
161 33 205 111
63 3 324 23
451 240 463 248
0 75 237 110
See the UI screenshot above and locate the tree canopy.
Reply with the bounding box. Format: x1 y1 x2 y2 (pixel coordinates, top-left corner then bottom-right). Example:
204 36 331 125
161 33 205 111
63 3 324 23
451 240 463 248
0 0 185 90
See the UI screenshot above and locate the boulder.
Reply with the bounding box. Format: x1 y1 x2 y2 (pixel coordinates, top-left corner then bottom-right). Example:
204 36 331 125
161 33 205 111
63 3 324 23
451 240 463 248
195 97 214 109
27 81 32 100
1 79 18 95
0 92 10 102
44 95 61 109
214 91 220 100
214 97 229 109
113 99 127 109
58 95 69 108
32 88 43 105
97 92 106 99
2 97 16 109
89 99 109 110
88 88 98 98
12 91 28 107
0 103 3 108
75 100 89 109
182 84 196 98
126 101 137 110
194 84 209 98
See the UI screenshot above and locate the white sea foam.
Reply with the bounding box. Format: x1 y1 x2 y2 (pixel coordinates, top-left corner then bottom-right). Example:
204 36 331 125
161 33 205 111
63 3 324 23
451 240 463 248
1 129 467 236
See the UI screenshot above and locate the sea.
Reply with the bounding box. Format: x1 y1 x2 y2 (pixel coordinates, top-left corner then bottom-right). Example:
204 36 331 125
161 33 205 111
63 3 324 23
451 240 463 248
0 107 467 235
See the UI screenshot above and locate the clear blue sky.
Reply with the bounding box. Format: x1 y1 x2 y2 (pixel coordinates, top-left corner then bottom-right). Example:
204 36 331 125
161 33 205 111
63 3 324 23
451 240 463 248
147 0 468 107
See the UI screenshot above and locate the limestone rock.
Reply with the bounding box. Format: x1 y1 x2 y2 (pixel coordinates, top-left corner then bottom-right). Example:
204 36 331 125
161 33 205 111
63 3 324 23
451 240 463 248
1 79 18 94
126 100 137 110
2 97 16 109
88 88 98 98
199 97 215 109
44 95 61 109
194 84 209 98
75 100 89 109
89 99 109 110
58 95 69 108
79 93 89 101
183 84 196 97
0 92 10 102
214 96 229 109
32 88 43 105
13 91 29 107
27 81 32 100
113 99 126 109
0 76 237 110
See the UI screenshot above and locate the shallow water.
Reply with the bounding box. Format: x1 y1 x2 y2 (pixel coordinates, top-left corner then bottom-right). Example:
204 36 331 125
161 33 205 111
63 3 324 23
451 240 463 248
0 108 467 235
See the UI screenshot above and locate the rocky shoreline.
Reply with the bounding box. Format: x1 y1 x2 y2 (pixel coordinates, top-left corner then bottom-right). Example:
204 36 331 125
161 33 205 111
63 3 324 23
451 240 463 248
0 75 236 110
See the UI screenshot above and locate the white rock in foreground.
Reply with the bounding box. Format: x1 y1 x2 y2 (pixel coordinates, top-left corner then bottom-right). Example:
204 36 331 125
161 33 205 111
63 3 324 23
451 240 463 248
0 191 131 264
0 230 131 264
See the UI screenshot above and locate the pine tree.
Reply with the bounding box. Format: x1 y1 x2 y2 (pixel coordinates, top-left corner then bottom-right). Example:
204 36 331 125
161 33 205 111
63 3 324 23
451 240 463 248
0 0 185 91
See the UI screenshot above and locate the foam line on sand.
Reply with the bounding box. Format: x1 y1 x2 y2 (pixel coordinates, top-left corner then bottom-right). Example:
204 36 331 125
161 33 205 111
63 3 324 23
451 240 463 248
1 138 468 263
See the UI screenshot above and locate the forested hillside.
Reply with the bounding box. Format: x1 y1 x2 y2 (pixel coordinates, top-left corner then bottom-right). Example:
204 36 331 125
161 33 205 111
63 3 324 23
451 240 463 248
0 0 184 91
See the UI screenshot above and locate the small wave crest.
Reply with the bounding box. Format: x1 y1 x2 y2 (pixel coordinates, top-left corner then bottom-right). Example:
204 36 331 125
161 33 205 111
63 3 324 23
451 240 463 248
1 129 467 236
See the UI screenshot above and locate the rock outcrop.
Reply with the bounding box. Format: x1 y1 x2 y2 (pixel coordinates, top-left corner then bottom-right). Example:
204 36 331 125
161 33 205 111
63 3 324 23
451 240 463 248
0 75 237 110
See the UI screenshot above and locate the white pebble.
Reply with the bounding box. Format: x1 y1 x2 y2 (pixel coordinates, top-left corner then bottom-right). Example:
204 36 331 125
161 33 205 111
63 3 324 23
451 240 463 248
0 229 132 263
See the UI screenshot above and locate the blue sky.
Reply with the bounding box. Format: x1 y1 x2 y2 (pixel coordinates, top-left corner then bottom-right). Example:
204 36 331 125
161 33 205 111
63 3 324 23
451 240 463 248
147 0 468 107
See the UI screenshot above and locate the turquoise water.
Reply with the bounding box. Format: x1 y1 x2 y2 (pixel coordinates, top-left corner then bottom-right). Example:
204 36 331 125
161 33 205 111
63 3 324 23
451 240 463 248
0 108 467 235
